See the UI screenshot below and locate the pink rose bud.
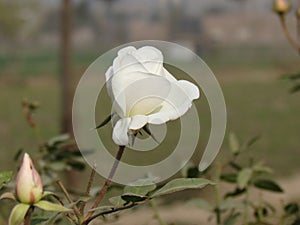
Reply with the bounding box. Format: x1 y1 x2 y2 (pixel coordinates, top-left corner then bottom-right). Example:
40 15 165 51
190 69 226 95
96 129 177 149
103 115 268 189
273 0 291 15
15 153 43 204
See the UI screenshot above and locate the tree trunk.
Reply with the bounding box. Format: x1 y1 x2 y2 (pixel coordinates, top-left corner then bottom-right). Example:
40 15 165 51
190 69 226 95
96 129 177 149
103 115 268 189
61 0 73 134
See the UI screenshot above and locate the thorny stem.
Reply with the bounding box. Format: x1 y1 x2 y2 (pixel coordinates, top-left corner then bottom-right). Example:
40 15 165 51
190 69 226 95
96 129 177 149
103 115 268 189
84 202 137 225
50 191 77 224
279 15 300 52
150 199 168 225
83 145 125 224
56 179 81 221
80 165 96 214
24 206 34 225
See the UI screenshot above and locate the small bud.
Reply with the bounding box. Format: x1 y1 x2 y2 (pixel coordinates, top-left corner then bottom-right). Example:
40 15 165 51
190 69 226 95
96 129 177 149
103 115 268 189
15 153 43 204
273 0 291 15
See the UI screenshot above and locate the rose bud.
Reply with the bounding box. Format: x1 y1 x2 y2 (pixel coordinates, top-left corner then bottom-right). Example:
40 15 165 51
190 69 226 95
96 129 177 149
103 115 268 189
273 0 291 15
15 153 43 204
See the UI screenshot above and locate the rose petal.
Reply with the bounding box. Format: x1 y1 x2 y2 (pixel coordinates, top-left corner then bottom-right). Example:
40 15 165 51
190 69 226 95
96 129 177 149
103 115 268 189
148 80 195 122
111 71 152 117
123 75 171 117
117 46 136 56
113 46 137 72
129 115 148 130
112 118 131 145
134 46 163 74
162 67 177 82
105 66 114 99
113 46 150 75
178 80 200 100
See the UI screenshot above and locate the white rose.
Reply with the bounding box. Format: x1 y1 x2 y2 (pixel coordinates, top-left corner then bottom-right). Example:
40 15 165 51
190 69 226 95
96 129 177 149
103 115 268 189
105 46 200 146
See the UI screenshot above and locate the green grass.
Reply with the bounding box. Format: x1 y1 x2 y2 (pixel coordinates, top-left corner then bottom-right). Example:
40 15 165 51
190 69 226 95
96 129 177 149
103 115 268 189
0 48 299 178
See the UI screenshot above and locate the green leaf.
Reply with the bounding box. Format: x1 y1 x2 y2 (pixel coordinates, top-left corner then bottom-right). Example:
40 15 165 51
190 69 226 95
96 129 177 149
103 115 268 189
88 205 113 213
252 163 273 174
220 173 237 183
237 168 252 188
0 171 13 189
244 135 260 149
219 200 244 210
32 212 61 225
30 217 49 225
187 199 214 211
122 178 157 202
121 195 146 203
151 178 214 198
66 160 86 171
253 179 283 193
9 203 30 225
41 191 56 199
291 217 300 225
47 162 71 171
229 132 240 155
284 203 299 215
34 200 71 212
290 84 300 93
282 72 300 80
228 162 242 171
65 196 91 208
223 213 241 225
181 162 199 178
109 196 126 206
0 192 16 201
224 188 246 198
48 134 70 146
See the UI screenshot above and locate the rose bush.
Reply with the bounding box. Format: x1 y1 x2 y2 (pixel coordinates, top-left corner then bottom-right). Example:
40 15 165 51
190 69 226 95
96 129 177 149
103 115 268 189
105 46 200 145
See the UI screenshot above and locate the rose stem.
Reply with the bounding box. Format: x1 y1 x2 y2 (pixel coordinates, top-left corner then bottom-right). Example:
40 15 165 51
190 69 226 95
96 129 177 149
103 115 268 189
279 15 300 51
56 179 81 220
83 145 125 223
80 164 96 214
24 206 34 225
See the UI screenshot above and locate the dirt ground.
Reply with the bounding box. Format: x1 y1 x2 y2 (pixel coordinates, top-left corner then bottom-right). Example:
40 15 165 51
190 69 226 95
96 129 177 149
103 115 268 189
91 175 300 225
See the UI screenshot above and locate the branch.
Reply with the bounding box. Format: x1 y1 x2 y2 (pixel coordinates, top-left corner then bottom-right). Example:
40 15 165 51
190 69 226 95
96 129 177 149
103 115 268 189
84 202 136 225
24 206 34 225
279 15 300 52
56 179 81 220
83 145 125 222
80 165 96 214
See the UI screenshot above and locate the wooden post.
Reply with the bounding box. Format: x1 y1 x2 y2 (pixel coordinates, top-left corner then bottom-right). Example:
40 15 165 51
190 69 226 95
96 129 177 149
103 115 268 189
61 0 73 134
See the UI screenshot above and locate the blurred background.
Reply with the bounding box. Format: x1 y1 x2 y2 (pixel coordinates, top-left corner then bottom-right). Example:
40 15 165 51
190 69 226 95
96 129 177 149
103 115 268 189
0 0 299 180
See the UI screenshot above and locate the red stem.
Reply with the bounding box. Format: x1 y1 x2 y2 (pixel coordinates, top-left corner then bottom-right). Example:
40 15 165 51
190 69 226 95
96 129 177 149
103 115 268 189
83 145 125 224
